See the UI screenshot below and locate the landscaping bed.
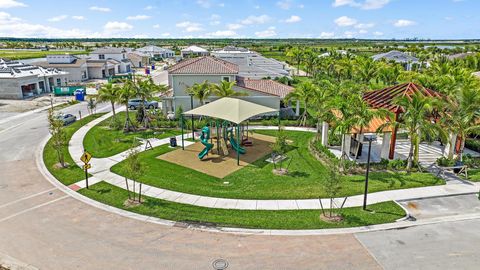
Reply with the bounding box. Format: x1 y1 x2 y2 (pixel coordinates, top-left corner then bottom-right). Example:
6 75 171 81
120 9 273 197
80 181 406 230
83 111 182 158
111 130 443 200
43 113 106 186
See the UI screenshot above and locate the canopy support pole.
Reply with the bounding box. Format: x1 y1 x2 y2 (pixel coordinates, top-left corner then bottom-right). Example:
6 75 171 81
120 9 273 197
216 119 220 155
181 114 184 150
237 124 240 166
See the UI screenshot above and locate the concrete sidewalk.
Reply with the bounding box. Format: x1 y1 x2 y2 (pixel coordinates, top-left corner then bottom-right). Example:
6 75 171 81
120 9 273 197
67 117 480 210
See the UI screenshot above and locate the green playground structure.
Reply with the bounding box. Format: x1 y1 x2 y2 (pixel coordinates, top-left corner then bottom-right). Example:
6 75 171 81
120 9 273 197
227 126 246 155
198 125 214 159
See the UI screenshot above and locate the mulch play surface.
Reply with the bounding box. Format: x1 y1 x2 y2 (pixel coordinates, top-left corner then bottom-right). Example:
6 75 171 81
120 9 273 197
158 133 276 178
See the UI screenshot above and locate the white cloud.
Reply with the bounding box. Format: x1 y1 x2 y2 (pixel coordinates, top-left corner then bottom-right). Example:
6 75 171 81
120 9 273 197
209 14 221 25
285 15 301 23
241 14 270 25
196 0 211 8
343 31 356 38
0 0 27 8
227 23 243 30
255 26 276 38
47 15 68 22
144 5 155 10
176 21 203 32
276 0 293 10
89 6 111 12
218 3 225 7
126 15 151 20
354 23 374 29
254 5 260 9
104 21 133 33
358 29 368 34
319 31 335 38
72 16 85 20
334 16 357 26
210 21 220 26
153 24 160 29
332 0 390 9
393 19 416 27
373 31 383 36
162 32 171 37
206 30 237 37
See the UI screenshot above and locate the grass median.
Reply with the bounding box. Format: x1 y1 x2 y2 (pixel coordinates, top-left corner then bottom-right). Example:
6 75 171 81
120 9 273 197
79 181 406 230
111 130 443 200
43 113 105 185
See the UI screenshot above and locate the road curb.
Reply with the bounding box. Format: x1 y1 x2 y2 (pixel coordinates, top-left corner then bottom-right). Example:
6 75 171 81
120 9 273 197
35 126 480 236
0 251 38 270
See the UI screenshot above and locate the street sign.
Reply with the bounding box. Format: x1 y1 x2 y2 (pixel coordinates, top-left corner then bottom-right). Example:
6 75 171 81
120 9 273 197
80 151 92 164
83 164 91 170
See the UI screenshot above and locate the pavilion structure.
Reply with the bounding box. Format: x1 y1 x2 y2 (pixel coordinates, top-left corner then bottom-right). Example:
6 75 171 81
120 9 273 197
324 82 445 161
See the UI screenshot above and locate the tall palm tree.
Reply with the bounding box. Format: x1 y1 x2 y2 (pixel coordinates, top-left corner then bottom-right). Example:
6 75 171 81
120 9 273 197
97 82 120 116
440 77 480 160
286 47 304 75
302 50 318 77
285 81 316 127
355 57 379 84
118 80 137 132
185 80 211 106
136 77 168 128
391 92 444 170
210 80 248 97
310 80 335 141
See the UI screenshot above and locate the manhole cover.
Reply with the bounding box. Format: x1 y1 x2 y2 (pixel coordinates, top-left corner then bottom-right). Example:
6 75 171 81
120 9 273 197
212 258 228 270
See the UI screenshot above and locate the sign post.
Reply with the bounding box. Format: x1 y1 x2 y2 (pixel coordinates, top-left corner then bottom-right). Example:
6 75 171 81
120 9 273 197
80 151 92 189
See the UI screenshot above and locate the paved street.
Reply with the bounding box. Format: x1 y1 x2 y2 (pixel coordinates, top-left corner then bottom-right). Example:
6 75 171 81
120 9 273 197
1 101 480 269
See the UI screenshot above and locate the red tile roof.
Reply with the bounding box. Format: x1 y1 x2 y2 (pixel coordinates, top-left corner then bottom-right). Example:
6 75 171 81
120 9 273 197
363 82 442 114
236 78 293 98
169 56 238 74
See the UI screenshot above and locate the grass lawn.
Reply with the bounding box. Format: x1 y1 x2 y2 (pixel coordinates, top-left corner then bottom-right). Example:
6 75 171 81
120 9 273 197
79 181 405 230
465 169 480 182
111 130 444 200
83 111 182 158
0 50 87 60
43 113 106 186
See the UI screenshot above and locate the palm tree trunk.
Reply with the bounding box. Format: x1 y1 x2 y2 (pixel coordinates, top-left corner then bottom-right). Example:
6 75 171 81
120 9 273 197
111 101 116 115
407 138 414 170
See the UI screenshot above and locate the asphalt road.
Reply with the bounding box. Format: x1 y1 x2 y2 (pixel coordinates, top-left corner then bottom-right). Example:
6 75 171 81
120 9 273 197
0 100 479 269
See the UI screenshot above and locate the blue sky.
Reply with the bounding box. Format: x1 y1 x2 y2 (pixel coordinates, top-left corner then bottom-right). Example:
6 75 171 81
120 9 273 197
0 0 478 39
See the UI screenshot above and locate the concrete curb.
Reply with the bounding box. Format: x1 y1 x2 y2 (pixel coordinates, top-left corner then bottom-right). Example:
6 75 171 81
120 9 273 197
36 133 480 235
0 251 38 270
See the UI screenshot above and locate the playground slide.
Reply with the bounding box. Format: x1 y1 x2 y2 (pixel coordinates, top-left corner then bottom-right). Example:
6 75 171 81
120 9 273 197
198 125 214 160
229 136 246 154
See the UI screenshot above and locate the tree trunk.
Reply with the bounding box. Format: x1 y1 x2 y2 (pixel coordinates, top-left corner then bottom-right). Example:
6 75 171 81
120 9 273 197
459 135 465 162
111 101 116 115
406 138 414 170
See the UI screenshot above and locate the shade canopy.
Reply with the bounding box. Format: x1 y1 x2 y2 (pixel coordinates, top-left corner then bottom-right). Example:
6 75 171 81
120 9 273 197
183 97 277 124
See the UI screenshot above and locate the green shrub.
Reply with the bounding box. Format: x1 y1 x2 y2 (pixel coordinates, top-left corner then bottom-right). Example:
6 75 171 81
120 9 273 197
466 138 480 152
437 156 455 167
388 159 407 170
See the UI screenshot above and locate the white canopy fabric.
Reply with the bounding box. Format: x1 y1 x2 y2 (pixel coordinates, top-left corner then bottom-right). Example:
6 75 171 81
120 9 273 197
183 97 277 124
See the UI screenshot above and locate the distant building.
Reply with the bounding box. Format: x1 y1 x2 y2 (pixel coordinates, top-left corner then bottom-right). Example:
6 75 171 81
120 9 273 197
164 56 295 116
0 59 68 99
127 51 151 68
372 50 420 71
181 45 209 58
89 47 133 74
447 52 477 60
34 54 88 83
211 46 290 79
136 45 175 59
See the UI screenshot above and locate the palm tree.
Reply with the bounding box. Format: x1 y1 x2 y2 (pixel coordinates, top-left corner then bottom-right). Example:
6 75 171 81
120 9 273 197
185 80 211 106
286 47 304 75
136 77 168 128
97 83 120 116
310 80 335 141
440 77 480 160
302 50 318 77
118 80 137 132
355 57 379 84
210 80 248 97
285 81 316 127
391 92 444 170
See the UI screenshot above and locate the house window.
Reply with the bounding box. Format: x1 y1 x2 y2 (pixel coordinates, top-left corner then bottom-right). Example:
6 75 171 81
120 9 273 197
56 78 61 86
222 76 230 82
118 66 121 73
99 54 105 60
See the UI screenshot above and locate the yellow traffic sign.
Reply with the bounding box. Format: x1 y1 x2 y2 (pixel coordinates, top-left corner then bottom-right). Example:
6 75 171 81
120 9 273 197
83 163 91 170
80 151 92 164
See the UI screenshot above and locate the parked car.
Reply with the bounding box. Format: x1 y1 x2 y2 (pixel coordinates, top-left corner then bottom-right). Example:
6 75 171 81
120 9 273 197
128 99 159 110
55 113 77 126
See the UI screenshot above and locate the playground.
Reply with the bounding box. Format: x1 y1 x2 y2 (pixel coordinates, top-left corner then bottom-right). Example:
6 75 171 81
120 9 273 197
159 132 276 178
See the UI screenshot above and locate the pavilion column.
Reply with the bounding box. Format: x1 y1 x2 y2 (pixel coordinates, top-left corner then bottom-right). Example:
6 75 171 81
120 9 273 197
381 132 391 160
444 133 457 158
321 122 329 146
295 100 300 117
343 134 352 157
388 112 399 160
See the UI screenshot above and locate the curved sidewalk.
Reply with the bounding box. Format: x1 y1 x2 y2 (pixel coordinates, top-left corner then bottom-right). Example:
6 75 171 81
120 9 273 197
67 115 480 210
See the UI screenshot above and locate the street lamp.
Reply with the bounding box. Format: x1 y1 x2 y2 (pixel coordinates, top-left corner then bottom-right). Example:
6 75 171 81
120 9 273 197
189 93 195 140
363 134 377 211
